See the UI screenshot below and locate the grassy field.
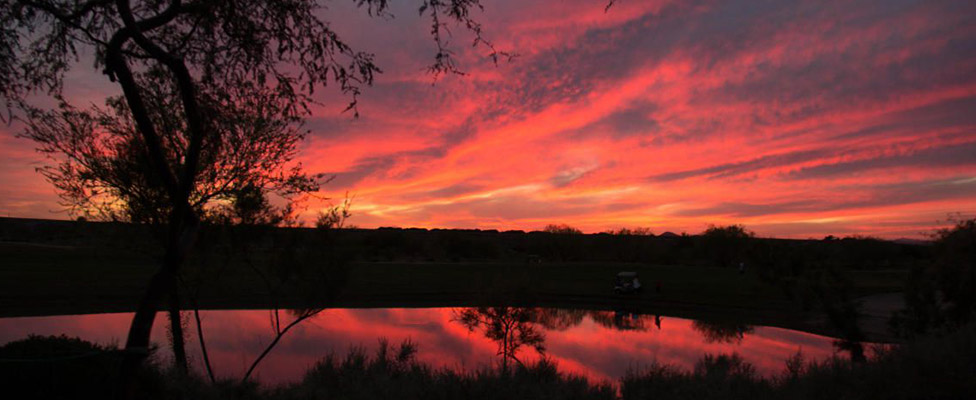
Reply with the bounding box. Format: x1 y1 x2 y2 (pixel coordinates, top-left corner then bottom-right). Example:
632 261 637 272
0 240 907 340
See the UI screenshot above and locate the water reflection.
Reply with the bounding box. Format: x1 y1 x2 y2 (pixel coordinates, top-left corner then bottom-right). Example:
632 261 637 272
454 307 546 372
0 308 841 385
590 310 656 331
691 320 755 344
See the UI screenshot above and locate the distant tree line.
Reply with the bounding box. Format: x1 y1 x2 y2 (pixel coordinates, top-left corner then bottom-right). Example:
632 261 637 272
334 224 930 270
1 218 932 270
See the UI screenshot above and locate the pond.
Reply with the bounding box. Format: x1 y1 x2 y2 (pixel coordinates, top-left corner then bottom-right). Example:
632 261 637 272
0 308 846 385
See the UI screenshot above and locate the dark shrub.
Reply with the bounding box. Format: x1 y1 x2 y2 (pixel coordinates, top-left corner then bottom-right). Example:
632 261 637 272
0 335 130 399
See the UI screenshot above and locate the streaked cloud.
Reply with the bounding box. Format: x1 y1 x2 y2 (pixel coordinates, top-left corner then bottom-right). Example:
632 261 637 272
2 0 975 238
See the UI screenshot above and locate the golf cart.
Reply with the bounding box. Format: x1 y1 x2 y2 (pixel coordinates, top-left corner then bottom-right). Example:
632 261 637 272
613 271 642 294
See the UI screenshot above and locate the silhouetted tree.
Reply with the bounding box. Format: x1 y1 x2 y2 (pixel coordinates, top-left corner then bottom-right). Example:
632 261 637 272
809 265 866 362
702 224 754 268
454 307 546 373
589 310 652 331
2 0 508 394
533 308 587 331
930 218 976 324
604 227 654 236
315 195 353 229
893 218 976 336
19 66 318 373
543 223 583 234
540 223 584 260
691 320 755 344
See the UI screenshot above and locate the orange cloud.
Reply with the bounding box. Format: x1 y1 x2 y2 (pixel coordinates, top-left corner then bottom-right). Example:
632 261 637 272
2 0 975 238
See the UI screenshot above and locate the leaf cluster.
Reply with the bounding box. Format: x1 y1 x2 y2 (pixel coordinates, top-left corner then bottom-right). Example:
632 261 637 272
19 66 318 222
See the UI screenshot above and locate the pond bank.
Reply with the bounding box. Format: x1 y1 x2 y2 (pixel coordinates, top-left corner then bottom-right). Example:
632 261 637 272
0 241 905 342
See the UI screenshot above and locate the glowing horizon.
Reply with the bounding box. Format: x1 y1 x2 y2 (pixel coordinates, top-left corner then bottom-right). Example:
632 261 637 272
1 0 974 239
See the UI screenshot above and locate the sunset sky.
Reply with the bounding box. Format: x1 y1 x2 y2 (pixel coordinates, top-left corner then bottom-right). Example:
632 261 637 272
1 0 974 238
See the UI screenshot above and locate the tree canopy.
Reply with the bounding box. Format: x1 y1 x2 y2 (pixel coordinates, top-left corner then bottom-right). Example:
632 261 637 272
2 0 511 392
20 67 318 223
2 0 507 222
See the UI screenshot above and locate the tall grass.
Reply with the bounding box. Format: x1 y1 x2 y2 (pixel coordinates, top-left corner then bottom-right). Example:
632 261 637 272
622 324 976 400
281 341 613 400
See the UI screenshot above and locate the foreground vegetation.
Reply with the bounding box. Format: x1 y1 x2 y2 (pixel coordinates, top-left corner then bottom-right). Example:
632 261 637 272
622 324 976 399
3 322 975 400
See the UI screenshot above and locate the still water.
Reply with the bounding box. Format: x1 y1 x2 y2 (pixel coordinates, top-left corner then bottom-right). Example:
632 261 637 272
0 308 841 385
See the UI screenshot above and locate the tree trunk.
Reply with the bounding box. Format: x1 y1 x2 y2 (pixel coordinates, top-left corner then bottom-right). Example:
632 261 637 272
117 261 174 399
167 276 188 374
118 219 196 398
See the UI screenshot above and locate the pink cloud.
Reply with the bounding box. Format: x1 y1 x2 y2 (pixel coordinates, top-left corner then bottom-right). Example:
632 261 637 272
3 0 975 238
